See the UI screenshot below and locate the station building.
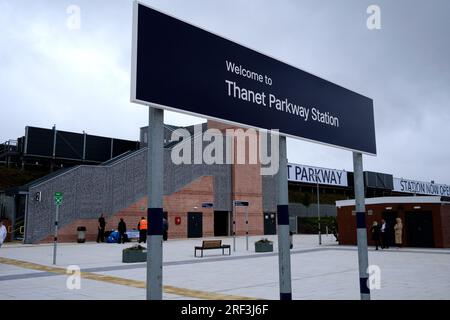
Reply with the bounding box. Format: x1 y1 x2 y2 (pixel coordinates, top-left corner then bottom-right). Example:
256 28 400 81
336 196 450 248
1 121 449 248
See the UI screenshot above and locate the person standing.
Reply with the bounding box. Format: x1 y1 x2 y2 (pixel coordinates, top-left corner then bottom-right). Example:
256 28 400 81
380 219 389 249
394 218 403 248
0 220 7 248
97 214 106 243
163 217 169 241
370 221 381 250
138 217 147 243
332 219 339 242
117 218 127 244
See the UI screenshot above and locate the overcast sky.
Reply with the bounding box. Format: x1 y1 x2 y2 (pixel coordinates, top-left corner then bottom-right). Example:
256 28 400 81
1 0 449 183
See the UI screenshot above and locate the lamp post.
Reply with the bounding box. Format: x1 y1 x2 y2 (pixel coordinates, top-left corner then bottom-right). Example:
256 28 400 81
316 174 322 245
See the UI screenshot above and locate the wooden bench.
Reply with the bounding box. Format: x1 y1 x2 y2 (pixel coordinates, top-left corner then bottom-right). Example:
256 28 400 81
194 240 231 257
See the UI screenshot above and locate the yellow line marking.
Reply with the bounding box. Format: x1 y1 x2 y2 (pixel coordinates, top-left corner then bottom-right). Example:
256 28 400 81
0 257 259 300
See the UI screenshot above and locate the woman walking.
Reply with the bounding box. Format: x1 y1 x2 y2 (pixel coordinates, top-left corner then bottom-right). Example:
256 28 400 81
394 218 403 248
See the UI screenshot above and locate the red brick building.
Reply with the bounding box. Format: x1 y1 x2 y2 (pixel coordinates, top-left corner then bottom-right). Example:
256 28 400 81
336 196 450 248
37 120 267 243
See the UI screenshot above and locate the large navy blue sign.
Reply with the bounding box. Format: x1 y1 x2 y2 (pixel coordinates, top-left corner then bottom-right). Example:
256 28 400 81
131 2 377 155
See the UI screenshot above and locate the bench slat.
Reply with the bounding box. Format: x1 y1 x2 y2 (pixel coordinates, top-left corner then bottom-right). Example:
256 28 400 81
202 240 222 248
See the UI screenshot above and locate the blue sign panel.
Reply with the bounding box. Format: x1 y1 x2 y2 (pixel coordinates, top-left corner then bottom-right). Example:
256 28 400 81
131 2 376 155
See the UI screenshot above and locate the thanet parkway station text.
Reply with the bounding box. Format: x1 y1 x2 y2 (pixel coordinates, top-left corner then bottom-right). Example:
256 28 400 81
225 80 340 128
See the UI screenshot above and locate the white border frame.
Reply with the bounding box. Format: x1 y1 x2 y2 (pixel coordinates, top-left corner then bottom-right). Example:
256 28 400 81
130 1 377 156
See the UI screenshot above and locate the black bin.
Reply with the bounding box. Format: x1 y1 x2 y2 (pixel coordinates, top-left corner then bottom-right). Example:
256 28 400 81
77 226 87 243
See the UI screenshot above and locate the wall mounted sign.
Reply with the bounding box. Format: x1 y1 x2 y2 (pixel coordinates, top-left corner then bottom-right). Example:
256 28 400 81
287 163 348 187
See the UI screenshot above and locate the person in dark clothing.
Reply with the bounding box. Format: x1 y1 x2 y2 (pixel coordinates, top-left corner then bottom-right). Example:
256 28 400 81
163 217 168 241
118 218 127 244
97 214 106 243
380 219 389 249
332 219 339 242
370 221 381 250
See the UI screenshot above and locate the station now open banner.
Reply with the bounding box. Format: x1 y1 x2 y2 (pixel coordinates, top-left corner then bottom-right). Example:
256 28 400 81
393 178 450 197
131 2 377 155
287 163 348 187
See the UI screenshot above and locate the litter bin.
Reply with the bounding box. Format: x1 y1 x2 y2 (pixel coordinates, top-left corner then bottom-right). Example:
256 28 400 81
77 226 86 243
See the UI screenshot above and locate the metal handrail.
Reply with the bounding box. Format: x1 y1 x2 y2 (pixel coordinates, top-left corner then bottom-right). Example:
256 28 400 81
0 139 18 153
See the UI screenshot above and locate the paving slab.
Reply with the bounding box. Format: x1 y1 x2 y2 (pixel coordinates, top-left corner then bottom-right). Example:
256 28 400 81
1 235 449 300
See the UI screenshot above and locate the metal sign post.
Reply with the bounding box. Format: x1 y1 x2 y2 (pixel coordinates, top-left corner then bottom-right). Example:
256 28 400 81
316 178 322 245
277 136 292 300
53 192 63 265
146 106 164 300
245 206 249 251
232 206 236 252
353 152 370 300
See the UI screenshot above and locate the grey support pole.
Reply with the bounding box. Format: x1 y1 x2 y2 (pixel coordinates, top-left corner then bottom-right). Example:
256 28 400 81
353 152 371 300
317 180 322 245
51 125 57 172
52 204 59 265
110 138 114 159
232 206 236 252
147 106 164 300
277 136 292 300
82 131 87 161
52 125 57 159
245 206 249 251
23 193 29 244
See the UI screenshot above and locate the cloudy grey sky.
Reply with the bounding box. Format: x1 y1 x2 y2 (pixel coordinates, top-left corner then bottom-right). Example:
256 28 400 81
1 0 449 183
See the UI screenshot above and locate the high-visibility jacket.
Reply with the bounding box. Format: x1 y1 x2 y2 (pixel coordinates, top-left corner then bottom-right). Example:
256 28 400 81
139 219 148 230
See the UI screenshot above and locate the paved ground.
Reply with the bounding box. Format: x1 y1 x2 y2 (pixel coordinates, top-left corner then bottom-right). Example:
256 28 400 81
1 234 449 300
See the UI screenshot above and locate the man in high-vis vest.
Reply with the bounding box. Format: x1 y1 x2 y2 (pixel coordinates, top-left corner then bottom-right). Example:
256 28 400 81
138 217 147 243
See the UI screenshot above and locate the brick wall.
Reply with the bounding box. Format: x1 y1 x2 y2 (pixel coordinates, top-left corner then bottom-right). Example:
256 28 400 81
441 204 450 247
208 119 271 235
337 202 447 248
232 163 264 236
39 176 214 242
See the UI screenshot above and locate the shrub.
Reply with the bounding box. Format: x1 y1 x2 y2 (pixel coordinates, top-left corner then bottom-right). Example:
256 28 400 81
123 244 146 251
255 238 273 244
